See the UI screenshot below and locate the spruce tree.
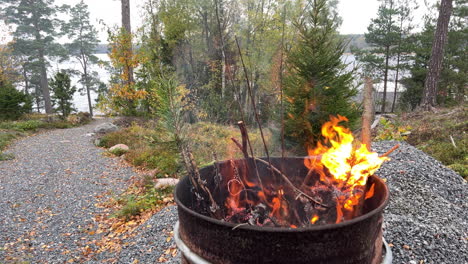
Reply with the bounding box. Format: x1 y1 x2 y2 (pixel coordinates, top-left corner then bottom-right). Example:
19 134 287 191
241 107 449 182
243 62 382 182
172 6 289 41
50 71 76 118
284 0 359 150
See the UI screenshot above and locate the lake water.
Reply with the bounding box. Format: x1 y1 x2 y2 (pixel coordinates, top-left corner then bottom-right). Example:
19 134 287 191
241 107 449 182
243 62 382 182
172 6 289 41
55 53 110 113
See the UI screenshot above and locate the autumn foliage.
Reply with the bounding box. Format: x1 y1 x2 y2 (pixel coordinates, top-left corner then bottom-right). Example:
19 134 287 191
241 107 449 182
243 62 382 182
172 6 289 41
104 29 147 115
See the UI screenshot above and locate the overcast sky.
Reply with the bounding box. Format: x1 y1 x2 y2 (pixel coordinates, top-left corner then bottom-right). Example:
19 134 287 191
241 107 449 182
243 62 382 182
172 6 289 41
2 0 438 43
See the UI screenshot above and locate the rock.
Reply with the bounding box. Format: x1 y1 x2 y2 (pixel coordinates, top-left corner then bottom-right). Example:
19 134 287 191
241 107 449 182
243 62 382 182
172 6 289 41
154 178 179 189
93 122 118 134
109 144 129 152
85 133 95 137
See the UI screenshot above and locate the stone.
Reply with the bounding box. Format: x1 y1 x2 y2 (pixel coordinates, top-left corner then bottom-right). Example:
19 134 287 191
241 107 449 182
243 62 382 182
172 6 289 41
109 144 129 152
154 178 179 189
93 122 118 134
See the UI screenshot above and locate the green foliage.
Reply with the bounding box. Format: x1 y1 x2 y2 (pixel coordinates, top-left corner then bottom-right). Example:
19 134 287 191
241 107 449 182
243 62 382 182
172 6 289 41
11 120 43 131
116 185 174 219
0 131 19 150
50 71 76 118
375 118 412 141
284 0 359 150
0 153 15 161
99 125 181 176
0 83 32 120
448 163 467 180
399 20 434 110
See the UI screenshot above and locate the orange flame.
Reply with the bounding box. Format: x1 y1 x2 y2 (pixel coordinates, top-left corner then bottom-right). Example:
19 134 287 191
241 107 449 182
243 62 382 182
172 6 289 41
223 115 388 227
304 115 388 223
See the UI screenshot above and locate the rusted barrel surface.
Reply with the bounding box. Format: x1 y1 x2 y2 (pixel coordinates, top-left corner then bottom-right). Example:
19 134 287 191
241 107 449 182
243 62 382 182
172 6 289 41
175 157 389 264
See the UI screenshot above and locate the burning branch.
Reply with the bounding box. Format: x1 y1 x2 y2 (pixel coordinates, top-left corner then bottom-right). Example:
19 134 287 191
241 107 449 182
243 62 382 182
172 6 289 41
380 144 400 158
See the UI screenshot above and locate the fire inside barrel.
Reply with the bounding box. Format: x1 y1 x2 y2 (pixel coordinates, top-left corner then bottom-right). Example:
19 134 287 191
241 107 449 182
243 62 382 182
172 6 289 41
187 115 390 228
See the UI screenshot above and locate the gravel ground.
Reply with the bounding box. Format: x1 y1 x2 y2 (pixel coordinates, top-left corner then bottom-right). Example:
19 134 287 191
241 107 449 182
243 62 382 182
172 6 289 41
374 141 467 264
0 119 136 263
1 122 466 264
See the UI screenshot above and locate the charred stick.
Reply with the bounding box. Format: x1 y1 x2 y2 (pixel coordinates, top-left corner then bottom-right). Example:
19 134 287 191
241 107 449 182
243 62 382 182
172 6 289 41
233 122 264 191
182 147 220 217
235 37 274 179
254 158 329 208
236 121 250 158
380 144 400 158
231 138 248 159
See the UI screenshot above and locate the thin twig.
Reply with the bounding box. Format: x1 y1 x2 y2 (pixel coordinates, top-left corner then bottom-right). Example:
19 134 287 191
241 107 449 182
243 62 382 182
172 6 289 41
279 3 287 159
253 158 329 208
235 36 273 171
380 144 400 158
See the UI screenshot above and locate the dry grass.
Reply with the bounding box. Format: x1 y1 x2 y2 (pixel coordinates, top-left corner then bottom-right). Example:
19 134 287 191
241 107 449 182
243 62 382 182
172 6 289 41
397 106 467 179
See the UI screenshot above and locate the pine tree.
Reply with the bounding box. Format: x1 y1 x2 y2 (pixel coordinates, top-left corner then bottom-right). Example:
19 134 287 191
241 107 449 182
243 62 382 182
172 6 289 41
50 71 76 118
421 0 454 109
284 0 359 150
63 1 100 116
399 21 434 110
2 0 66 115
363 0 401 113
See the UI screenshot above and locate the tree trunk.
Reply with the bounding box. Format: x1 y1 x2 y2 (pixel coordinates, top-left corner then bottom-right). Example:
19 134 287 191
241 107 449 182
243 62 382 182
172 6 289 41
362 77 374 151
38 47 52 114
83 63 93 116
381 45 390 113
421 0 453 110
391 50 401 112
121 0 134 84
22 66 29 95
214 0 226 98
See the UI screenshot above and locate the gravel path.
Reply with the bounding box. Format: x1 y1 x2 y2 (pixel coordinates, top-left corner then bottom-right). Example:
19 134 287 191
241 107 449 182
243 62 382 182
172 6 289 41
119 141 467 264
1 122 466 264
0 119 136 263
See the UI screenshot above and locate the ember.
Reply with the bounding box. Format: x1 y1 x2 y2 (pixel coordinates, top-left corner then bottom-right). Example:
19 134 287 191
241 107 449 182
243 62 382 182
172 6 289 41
184 115 392 228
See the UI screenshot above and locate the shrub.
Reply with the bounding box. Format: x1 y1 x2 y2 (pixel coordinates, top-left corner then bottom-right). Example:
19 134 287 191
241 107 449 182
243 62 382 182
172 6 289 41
375 118 412 141
0 83 32 120
50 71 76 118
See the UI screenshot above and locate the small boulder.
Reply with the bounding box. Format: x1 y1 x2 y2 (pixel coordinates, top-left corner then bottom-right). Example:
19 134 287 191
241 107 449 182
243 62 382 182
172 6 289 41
109 144 129 156
154 178 179 189
94 122 118 134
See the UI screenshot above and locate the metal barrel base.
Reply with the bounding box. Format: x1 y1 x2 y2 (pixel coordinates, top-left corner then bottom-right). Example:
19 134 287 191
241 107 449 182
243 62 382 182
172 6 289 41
174 221 392 264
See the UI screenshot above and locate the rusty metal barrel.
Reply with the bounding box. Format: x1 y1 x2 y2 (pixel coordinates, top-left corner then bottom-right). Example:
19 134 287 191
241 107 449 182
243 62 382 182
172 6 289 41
174 157 391 264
